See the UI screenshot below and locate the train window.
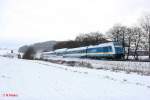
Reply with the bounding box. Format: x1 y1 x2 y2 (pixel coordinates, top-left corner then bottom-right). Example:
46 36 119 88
83 50 86 53
90 48 97 53
115 47 123 53
78 50 81 53
103 47 108 52
108 46 112 52
79 50 82 53
74 51 77 53
78 51 80 53
98 47 103 52
103 46 112 52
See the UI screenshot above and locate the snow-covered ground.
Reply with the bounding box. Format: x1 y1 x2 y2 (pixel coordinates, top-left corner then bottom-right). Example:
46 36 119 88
128 56 149 60
0 56 150 100
0 49 11 56
0 49 18 58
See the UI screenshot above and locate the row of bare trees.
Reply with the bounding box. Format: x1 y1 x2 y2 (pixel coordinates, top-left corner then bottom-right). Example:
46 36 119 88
53 14 150 60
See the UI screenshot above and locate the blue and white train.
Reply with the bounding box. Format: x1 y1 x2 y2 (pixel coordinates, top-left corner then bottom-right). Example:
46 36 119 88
41 42 124 59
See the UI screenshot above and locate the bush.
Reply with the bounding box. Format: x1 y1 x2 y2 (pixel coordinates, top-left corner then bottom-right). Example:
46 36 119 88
22 46 36 60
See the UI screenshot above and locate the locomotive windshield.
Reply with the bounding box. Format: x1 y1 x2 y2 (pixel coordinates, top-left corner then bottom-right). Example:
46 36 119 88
113 42 122 46
115 47 123 54
113 42 124 54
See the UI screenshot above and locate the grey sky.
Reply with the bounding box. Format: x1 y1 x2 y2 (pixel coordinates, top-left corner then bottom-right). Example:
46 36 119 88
0 0 150 49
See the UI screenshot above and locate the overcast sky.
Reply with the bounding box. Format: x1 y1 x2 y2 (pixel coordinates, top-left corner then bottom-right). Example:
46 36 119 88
0 0 150 49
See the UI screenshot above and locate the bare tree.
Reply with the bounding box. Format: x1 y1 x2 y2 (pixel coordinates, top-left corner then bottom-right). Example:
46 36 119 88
22 46 36 60
107 24 127 59
107 24 120 42
140 14 150 59
131 27 144 60
75 32 108 46
125 27 133 60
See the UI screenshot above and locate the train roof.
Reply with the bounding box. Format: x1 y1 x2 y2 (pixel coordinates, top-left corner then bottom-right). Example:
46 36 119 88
54 48 68 53
67 47 87 52
88 42 114 49
42 51 54 54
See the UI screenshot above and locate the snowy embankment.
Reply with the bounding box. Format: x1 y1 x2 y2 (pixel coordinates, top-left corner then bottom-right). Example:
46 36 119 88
42 56 150 75
0 57 150 100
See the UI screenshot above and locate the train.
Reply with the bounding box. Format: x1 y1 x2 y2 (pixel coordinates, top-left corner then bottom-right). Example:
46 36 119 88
40 42 124 59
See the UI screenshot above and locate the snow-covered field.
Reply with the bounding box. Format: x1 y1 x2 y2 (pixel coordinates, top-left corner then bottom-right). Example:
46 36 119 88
0 56 150 100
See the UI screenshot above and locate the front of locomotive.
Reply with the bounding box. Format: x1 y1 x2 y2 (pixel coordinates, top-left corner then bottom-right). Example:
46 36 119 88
113 42 124 59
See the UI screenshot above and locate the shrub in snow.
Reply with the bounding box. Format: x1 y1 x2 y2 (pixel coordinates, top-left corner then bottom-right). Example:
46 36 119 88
23 46 36 60
76 61 93 68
